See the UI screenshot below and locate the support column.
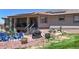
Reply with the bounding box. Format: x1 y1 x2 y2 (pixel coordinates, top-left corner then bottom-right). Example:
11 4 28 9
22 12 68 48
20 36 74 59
27 17 29 25
37 16 40 28
9 18 12 33
13 18 17 33
26 17 30 34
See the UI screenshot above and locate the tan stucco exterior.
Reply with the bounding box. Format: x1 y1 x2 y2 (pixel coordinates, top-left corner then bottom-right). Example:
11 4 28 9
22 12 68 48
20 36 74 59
38 14 79 29
4 12 79 32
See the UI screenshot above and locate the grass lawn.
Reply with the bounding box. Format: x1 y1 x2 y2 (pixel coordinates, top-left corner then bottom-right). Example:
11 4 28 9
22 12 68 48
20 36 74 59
44 34 79 49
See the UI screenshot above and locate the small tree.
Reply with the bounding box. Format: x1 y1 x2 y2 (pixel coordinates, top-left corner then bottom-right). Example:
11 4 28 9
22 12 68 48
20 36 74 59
45 33 51 42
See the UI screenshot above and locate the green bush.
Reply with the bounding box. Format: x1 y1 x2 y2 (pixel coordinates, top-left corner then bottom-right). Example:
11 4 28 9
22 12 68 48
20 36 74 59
45 33 50 39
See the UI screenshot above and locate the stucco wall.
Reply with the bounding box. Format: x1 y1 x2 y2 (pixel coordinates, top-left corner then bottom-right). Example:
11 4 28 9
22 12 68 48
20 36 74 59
48 15 74 26
38 16 49 28
38 14 79 28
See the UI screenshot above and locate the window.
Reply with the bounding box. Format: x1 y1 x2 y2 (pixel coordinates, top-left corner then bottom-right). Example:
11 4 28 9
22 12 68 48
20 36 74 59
16 18 27 27
74 16 79 23
59 16 65 21
40 17 48 23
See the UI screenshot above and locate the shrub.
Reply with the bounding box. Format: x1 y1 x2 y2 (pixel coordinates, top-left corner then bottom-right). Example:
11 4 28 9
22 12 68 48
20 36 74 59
45 33 50 39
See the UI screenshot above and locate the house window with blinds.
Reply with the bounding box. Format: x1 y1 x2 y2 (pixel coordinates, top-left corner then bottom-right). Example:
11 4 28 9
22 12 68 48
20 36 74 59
74 16 79 23
40 17 48 23
59 16 65 21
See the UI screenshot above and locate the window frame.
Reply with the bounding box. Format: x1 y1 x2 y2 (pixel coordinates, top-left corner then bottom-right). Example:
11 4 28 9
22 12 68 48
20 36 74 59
16 18 27 27
58 16 65 21
40 16 48 23
73 15 79 23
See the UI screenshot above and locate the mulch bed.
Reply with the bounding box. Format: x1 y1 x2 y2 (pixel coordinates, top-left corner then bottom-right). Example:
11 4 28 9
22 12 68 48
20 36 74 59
0 38 46 49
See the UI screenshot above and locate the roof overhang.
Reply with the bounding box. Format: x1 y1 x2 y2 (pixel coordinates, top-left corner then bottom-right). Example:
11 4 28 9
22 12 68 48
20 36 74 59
3 12 79 19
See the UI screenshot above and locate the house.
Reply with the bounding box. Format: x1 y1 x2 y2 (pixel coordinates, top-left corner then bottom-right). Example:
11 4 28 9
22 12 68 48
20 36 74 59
2 9 79 33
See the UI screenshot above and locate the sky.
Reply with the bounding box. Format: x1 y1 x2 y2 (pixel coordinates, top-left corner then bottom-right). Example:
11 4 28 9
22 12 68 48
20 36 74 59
0 9 50 24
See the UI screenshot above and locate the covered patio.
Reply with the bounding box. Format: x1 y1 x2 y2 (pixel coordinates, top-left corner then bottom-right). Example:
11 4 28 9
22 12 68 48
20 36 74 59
6 15 39 33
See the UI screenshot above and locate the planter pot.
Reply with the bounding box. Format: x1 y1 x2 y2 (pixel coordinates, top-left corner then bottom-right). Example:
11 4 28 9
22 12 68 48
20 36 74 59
21 38 28 44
